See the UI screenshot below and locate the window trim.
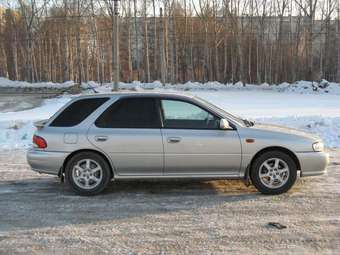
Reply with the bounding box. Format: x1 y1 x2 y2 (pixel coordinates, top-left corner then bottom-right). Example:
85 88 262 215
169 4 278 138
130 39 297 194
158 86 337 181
94 96 162 129
158 98 224 130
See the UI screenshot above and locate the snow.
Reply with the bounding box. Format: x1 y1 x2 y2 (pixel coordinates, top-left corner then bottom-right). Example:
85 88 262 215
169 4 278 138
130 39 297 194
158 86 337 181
193 90 340 118
83 79 340 95
192 91 340 148
0 96 72 150
1 77 339 94
0 77 75 88
0 96 71 122
255 116 340 148
1 79 340 150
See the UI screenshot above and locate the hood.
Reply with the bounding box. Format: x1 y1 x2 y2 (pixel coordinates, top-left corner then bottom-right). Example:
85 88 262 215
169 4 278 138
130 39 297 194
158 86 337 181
251 123 321 141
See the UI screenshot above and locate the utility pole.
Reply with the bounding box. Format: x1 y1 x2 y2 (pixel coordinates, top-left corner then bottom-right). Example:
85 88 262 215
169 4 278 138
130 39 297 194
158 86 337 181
112 0 120 91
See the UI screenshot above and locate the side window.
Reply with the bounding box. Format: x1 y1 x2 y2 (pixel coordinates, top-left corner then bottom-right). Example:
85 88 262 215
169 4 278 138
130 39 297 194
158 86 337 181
161 100 220 129
50 98 109 127
95 98 161 128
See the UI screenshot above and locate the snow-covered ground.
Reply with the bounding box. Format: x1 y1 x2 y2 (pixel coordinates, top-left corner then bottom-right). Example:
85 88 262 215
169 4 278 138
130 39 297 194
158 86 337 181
1 79 340 150
0 77 75 88
87 79 340 95
1 77 340 95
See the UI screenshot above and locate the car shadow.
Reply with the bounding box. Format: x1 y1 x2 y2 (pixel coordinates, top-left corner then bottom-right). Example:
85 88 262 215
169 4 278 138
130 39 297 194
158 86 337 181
105 179 258 195
0 176 286 233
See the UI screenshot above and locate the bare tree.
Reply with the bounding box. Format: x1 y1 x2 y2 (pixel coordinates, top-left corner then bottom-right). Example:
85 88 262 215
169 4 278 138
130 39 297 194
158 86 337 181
17 0 48 82
143 0 150 82
0 0 339 84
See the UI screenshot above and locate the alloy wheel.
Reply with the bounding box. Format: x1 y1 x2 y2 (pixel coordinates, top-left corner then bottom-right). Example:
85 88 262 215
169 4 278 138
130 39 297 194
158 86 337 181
72 159 103 190
258 158 290 189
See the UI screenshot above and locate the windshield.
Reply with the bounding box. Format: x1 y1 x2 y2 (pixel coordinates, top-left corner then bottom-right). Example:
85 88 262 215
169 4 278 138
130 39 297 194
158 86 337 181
195 97 253 127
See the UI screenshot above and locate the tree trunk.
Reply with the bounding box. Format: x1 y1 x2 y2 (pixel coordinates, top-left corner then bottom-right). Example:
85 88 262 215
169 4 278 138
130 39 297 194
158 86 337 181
152 0 158 80
168 5 175 84
159 7 167 85
143 0 150 82
133 0 140 80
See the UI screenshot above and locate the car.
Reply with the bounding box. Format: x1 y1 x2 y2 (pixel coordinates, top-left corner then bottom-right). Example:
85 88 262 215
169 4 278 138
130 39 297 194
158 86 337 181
27 92 329 196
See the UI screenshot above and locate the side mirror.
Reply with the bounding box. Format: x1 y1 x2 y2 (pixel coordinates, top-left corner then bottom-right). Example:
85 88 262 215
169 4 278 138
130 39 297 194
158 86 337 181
220 119 233 130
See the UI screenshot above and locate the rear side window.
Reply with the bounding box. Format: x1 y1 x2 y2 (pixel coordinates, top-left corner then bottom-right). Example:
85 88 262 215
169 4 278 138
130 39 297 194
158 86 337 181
50 98 109 127
95 98 160 128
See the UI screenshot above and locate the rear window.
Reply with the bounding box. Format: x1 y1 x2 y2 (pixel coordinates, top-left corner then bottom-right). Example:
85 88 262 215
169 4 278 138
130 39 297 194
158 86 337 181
95 97 160 128
50 98 109 127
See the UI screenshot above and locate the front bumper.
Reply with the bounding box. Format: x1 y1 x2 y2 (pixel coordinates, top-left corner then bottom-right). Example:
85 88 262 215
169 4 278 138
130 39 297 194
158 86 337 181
296 151 329 177
27 149 69 175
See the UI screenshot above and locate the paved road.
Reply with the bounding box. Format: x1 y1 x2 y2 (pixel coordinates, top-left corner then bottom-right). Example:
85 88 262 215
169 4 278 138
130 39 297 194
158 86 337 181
0 96 44 112
0 150 339 254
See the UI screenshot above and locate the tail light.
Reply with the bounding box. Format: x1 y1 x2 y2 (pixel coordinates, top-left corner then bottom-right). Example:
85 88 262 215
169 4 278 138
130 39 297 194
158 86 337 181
33 135 47 149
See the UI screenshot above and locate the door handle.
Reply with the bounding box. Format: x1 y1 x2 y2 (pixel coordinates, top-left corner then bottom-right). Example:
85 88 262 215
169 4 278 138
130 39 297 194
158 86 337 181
167 137 182 143
95 136 108 142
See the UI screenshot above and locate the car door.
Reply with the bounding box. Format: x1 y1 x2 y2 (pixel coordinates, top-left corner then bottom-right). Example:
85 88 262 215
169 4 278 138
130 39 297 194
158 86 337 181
160 99 242 176
87 97 163 176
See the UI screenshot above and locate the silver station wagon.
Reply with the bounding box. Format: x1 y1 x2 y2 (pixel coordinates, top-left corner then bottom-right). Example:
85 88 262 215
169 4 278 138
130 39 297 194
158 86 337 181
27 92 329 196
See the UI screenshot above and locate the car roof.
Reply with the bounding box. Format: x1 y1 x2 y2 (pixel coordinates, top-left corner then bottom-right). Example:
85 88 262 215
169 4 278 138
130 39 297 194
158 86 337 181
75 91 196 100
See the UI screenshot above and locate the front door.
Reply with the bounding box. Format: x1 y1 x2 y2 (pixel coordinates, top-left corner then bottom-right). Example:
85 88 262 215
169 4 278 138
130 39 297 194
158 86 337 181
160 99 242 176
88 97 163 176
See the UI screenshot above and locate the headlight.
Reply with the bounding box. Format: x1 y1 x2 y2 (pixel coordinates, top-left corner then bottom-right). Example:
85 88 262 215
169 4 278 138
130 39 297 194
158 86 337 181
312 142 324 152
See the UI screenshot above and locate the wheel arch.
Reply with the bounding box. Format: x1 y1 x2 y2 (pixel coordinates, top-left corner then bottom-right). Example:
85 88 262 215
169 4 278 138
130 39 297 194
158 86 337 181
248 146 301 173
60 149 115 178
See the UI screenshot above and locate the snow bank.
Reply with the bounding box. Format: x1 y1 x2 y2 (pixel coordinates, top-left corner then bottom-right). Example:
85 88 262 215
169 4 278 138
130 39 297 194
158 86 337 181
0 77 75 88
255 116 340 148
1 77 339 94
278 80 340 95
0 96 72 150
0 121 35 150
83 79 340 95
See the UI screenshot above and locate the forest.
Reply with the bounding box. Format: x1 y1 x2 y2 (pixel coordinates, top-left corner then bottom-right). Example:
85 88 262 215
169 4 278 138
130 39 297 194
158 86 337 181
0 0 339 85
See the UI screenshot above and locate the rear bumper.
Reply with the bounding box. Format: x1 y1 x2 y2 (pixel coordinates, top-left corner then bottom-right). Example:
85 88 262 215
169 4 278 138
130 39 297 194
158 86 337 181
27 149 68 175
296 151 329 177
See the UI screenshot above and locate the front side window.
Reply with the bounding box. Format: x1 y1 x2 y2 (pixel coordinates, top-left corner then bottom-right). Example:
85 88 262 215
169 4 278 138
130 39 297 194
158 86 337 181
95 97 160 128
161 100 220 129
50 98 109 127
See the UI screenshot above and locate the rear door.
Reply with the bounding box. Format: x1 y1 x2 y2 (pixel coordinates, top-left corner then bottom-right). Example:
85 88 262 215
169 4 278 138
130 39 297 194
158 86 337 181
160 99 242 176
87 97 163 176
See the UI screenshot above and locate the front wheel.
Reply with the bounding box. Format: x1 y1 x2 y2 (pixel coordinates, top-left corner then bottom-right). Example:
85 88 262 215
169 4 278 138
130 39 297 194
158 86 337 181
65 152 111 196
250 151 297 195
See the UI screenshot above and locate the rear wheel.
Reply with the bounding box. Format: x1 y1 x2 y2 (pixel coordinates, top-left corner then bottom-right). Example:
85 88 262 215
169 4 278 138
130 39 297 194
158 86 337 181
65 152 111 196
250 151 297 195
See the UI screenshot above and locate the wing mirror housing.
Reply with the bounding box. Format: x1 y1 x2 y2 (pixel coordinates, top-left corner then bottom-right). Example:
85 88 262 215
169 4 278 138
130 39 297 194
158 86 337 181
220 119 233 130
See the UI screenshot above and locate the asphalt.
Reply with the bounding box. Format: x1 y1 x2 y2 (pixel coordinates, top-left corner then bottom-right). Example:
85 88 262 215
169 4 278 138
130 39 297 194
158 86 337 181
0 149 339 254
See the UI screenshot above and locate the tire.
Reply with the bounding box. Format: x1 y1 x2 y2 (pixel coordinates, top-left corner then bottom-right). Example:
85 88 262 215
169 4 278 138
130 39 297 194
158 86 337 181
65 152 111 196
250 151 297 195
